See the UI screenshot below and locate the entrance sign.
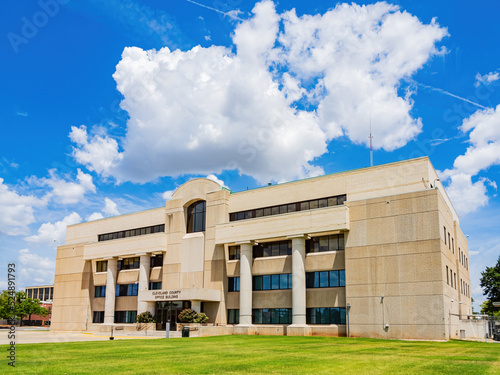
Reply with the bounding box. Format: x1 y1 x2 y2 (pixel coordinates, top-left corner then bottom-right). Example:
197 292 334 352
139 288 221 303
152 290 182 300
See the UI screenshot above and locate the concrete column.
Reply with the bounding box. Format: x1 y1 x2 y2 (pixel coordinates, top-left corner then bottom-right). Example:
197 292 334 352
237 241 254 326
191 300 201 313
137 254 151 315
104 258 118 324
290 236 307 325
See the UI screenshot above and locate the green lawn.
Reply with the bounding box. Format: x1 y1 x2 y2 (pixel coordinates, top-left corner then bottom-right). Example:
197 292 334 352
2 336 499 374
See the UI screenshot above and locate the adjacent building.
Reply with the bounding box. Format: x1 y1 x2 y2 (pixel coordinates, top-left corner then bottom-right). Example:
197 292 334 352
51 157 472 339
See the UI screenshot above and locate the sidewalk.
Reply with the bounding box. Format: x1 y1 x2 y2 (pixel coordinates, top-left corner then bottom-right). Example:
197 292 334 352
0 327 197 344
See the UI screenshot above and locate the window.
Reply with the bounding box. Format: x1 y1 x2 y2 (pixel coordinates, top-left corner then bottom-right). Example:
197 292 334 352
114 311 137 323
150 254 163 268
95 286 106 298
444 226 446 244
450 269 453 287
229 246 240 260
253 274 292 290
253 241 291 258
228 309 239 324
252 308 292 324
98 224 164 242
307 307 346 324
149 282 162 290
115 284 138 297
228 277 240 292
96 261 107 273
452 238 455 253
446 266 449 285
448 233 451 250
50 287 54 300
454 273 457 289
93 311 104 323
187 201 206 233
33 289 38 300
306 270 345 288
306 234 345 253
27 289 32 298
118 257 139 271
229 194 347 222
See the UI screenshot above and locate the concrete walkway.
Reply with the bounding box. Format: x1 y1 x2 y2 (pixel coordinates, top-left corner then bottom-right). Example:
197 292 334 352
0 327 196 345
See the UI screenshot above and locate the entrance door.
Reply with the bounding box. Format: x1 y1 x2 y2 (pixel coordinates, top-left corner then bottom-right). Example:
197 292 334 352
156 301 191 331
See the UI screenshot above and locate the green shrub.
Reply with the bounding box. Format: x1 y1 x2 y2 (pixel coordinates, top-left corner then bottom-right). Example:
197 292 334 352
194 312 208 323
136 311 155 323
178 309 209 323
178 308 197 323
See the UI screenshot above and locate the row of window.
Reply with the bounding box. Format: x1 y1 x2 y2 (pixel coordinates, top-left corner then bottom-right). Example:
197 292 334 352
93 310 137 324
96 255 164 273
460 278 470 298
98 224 165 242
459 248 468 270
307 307 346 325
443 226 455 254
306 270 345 288
306 235 345 253
229 274 294 292
229 234 346 260
226 308 347 325
229 195 347 222
95 282 162 298
228 271 345 292
446 266 457 290
26 287 54 301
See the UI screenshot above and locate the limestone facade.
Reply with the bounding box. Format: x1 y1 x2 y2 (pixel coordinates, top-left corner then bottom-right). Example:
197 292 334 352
51 157 472 339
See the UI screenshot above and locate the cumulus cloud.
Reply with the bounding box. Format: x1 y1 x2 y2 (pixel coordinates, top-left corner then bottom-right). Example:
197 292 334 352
18 249 56 287
162 190 174 200
103 197 120 216
69 125 123 177
25 212 82 246
475 71 499 87
206 174 228 188
70 1 447 184
441 104 500 216
86 212 105 221
0 178 46 235
85 197 119 222
33 168 97 205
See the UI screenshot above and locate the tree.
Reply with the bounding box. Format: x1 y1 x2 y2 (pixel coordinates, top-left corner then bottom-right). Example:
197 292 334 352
480 255 500 316
14 291 50 326
0 290 15 320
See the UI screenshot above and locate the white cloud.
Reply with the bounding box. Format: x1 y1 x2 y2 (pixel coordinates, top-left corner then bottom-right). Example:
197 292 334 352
70 1 447 184
440 104 500 216
162 190 174 200
40 168 96 205
0 178 46 235
86 212 104 221
206 174 228 188
103 197 120 216
69 125 123 177
18 249 55 287
475 71 499 87
25 212 82 246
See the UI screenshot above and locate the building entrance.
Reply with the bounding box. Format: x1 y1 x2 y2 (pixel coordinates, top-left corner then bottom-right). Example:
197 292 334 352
156 301 191 331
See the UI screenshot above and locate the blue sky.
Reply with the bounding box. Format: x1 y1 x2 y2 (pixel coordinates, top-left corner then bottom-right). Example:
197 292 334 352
0 0 499 311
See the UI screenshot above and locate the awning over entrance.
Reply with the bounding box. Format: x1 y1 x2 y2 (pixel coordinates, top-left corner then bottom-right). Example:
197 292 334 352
139 288 221 303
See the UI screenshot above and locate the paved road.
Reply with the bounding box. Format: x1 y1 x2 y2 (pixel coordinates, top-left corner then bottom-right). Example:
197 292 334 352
0 327 187 345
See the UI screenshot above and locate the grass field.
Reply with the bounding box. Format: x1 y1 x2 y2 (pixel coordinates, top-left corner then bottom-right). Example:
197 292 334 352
2 336 499 374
